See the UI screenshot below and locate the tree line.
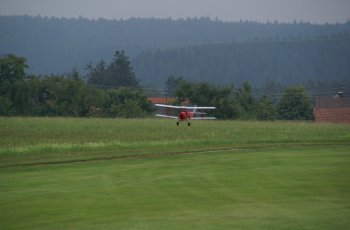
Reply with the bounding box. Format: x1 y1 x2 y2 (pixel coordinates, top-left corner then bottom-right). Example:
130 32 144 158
0 53 153 117
1 53 315 120
167 76 313 120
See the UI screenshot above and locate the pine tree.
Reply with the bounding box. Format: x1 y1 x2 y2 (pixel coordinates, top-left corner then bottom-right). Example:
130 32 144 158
86 51 139 88
106 51 139 87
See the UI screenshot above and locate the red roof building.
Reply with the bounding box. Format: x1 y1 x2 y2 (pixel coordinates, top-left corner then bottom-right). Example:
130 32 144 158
314 93 350 123
147 97 176 104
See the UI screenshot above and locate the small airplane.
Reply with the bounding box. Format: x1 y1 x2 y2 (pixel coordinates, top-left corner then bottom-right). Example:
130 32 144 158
155 103 216 126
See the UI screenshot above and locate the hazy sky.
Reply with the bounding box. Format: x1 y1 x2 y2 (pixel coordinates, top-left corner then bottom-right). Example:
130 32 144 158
0 0 349 24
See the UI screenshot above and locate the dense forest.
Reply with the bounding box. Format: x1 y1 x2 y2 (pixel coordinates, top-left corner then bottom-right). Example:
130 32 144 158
1 15 350 88
134 37 350 87
1 53 316 120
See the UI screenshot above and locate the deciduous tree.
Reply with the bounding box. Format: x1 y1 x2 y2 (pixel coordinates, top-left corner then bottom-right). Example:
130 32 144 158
277 86 313 120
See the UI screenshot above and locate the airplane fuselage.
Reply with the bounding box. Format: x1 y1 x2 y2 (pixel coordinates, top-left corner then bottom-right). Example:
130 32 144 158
178 111 193 120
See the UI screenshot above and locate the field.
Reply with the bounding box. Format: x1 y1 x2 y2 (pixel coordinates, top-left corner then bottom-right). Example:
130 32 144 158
0 117 349 229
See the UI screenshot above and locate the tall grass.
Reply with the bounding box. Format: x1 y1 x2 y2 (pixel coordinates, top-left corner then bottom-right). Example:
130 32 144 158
0 117 349 166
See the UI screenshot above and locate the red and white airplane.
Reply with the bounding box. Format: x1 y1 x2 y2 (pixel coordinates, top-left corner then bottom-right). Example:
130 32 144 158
155 104 216 126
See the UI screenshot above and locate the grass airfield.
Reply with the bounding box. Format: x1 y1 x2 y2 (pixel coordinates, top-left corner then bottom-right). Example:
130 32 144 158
0 118 349 229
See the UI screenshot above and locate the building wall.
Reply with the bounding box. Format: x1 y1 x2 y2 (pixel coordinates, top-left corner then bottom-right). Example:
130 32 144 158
147 97 176 104
314 107 350 123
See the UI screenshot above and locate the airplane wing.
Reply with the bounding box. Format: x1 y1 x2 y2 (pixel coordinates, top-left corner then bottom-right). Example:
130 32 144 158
191 117 217 120
186 106 216 110
155 104 215 110
156 114 178 119
155 104 182 109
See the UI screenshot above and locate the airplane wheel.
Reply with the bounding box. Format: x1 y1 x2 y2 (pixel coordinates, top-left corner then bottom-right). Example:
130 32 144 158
188 123 191 127
176 122 179 126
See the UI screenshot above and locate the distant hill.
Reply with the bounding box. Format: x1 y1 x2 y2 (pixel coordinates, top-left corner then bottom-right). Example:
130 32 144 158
1 15 350 86
133 37 350 87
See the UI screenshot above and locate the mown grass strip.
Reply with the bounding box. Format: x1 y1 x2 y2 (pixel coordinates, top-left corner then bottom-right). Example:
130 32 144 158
1 142 349 169
1 145 349 229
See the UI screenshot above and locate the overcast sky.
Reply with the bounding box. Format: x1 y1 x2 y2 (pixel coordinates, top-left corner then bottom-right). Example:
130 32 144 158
0 0 349 24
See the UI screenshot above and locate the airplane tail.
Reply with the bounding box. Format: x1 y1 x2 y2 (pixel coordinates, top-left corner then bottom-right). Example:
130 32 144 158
192 105 207 117
192 105 197 114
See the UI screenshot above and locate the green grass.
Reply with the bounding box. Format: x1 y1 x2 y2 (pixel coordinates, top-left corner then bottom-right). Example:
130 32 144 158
0 117 349 229
0 117 349 166
1 146 349 229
